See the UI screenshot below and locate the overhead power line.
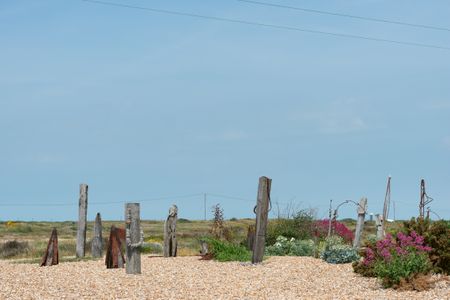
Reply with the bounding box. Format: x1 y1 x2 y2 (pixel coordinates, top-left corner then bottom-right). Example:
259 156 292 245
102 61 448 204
238 0 450 32
0 193 203 207
81 0 450 51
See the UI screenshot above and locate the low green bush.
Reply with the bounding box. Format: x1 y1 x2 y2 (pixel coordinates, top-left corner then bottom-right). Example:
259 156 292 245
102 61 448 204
203 237 251 262
0 240 29 258
265 236 315 256
321 236 359 264
402 218 450 274
266 209 315 246
373 252 431 288
140 242 163 254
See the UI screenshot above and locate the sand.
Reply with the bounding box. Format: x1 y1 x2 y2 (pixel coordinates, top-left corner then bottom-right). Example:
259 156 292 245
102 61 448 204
0 256 448 299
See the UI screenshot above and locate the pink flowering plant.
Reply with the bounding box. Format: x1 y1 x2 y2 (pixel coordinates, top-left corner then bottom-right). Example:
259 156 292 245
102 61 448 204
315 219 354 243
353 231 433 288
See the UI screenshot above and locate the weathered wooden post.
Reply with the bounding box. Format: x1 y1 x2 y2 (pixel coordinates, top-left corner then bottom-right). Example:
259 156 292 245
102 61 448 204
41 228 59 266
353 197 367 248
91 212 103 258
125 203 143 274
164 204 178 257
252 176 272 264
76 183 88 258
375 214 384 240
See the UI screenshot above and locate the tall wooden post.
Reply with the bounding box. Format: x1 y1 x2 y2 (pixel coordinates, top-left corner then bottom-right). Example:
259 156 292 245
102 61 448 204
91 212 103 258
375 214 384 240
252 176 272 264
164 205 178 257
353 197 367 248
76 183 88 258
125 203 143 274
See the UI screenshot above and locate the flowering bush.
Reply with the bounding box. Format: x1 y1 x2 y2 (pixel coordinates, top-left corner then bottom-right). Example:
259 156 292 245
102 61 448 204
374 252 431 288
265 236 315 257
315 219 354 243
320 236 359 264
403 218 450 274
353 231 433 288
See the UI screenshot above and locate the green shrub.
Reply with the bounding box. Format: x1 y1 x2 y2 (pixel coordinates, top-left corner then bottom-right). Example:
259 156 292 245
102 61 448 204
402 218 450 274
178 218 191 223
266 209 315 246
203 237 251 262
290 239 315 256
265 236 315 256
0 240 29 258
321 236 359 264
140 242 163 254
373 252 431 288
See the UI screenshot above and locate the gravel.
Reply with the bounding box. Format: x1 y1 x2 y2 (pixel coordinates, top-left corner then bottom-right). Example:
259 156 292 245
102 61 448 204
0 256 448 299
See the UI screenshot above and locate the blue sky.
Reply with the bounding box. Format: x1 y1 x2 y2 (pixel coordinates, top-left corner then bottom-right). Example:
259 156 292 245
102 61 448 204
1 0 449 221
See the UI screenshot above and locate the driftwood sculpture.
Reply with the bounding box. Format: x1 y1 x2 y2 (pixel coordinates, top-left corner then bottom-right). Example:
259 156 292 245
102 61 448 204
40 228 59 267
164 204 178 257
105 225 125 268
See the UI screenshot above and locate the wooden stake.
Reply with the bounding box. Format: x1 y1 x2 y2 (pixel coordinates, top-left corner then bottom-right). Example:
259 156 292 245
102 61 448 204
353 197 367 248
41 228 58 267
164 205 178 257
252 176 272 264
375 214 384 240
125 203 143 274
76 183 88 258
91 212 103 258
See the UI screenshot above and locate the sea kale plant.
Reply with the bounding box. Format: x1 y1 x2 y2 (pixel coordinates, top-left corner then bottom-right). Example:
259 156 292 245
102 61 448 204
265 236 315 257
353 231 433 288
320 236 359 264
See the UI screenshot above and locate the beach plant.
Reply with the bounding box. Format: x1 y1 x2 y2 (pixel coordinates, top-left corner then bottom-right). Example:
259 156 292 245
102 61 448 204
320 236 359 264
266 209 316 246
402 218 450 274
265 236 315 256
315 219 354 243
353 231 434 289
203 237 251 262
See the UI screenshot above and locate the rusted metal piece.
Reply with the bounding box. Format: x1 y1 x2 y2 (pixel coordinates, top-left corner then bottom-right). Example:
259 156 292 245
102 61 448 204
40 228 59 267
105 225 126 268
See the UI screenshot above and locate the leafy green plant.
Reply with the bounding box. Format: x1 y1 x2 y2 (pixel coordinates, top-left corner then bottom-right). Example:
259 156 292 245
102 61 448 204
373 252 431 288
0 240 29 258
203 237 251 262
265 236 315 256
266 209 316 246
321 236 359 264
353 230 435 289
402 218 450 274
140 242 163 254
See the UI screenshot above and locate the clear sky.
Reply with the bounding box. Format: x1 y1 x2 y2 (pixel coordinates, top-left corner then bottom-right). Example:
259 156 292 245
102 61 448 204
1 0 449 221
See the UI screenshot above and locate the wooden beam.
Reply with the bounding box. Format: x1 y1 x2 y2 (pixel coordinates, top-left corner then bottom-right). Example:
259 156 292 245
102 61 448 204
252 176 272 264
76 183 88 258
125 203 143 274
91 212 103 258
353 197 367 248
